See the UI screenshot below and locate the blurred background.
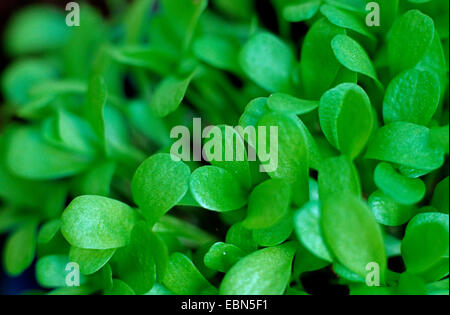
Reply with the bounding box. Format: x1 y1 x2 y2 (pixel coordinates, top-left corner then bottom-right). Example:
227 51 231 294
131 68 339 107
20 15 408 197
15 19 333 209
0 0 111 294
0 0 285 295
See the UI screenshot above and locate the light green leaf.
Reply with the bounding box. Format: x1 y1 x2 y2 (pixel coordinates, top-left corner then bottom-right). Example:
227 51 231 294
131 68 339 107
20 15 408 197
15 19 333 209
132 153 191 223
401 213 449 277
7 127 93 180
84 75 107 147
162 253 217 295
105 279 135 295
318 155 361 198
325 0 366 12
220 243 296 295
368 190 415 226
283 0 321 22
37 219 61 244
190 166 247 212
374 162 426 205
240 32 294 92
319 83 373 159
388 10 435 75
36 255 85 288
193 35 241 73
320 4 374 39
294 201 332 262
4 6 68 55
365 122 445 172
151 72 195 117
300 18 345 99
3 221 37 276
238 97 269 148
108 46 177 76
267 93 319 115
243 179 291 229
257 112 309 206
1 59 57 105
252 211 294 247
203 125 252 190
225 223 258 253
331 34 378 82
69 247 115 275
113 222 156 294
204 242 245 273
321 194 387 281
61 195 137 249
383 69 440 125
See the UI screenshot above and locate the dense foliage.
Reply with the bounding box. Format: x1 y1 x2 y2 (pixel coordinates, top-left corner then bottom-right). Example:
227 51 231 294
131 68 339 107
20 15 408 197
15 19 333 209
0 0 448 295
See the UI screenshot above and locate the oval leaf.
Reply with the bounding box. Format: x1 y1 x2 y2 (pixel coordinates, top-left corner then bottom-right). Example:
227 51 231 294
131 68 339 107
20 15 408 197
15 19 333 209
220 243 296 295
132 153 191 223
383 69 440 125
321 194 387 281
374 162 426 205
243 179 291 229
190 166 247 211
240 32 293 92
319 83 374 159
61 195 137 249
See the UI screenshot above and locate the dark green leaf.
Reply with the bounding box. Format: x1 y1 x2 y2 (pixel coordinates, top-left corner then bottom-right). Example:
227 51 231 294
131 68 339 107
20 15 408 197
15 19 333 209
431 177 449 214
